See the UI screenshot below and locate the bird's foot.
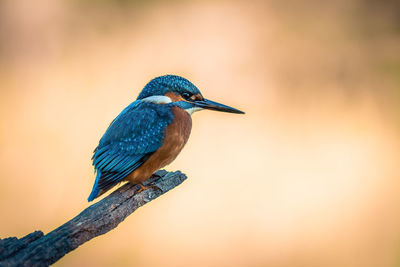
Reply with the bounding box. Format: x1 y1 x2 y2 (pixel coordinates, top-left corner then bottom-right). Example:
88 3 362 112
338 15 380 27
137 183 163 193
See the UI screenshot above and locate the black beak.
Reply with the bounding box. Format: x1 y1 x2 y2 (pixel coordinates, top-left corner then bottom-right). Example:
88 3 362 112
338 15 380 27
194 98 245 114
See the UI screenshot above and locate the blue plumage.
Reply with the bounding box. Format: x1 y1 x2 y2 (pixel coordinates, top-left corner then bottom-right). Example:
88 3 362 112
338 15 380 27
88 74 244 201
88 100 174 201
137 75 201 100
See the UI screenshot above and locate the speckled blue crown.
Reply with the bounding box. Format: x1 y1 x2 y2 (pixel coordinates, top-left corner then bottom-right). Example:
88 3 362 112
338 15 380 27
137 75 201 99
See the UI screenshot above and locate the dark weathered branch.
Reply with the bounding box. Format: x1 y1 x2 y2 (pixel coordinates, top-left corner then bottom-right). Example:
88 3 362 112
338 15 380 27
0 170 187 267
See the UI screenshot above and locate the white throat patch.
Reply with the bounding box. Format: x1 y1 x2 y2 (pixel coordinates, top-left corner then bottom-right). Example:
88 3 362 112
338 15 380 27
141 95 172 104
185 107 203 115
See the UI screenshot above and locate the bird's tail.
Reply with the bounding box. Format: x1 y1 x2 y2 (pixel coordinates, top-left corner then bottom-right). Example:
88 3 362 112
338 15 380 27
88 171 101 202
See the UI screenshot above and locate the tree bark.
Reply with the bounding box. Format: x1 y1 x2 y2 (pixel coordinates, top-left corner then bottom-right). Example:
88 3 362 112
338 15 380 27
0 170 187 267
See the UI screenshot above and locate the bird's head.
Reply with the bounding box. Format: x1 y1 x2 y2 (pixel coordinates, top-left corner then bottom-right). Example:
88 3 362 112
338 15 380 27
137 75 244 115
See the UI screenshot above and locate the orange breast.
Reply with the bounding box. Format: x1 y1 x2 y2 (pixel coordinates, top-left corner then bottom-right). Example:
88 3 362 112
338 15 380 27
125 107 192 184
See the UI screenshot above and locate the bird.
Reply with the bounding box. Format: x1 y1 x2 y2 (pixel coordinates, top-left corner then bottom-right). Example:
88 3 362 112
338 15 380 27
88 75 244 201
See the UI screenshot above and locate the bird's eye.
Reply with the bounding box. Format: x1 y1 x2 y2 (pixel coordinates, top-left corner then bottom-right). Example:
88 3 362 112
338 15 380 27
182 92 192 100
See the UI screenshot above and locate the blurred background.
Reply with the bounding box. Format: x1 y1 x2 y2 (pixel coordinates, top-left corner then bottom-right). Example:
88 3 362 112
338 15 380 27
1 0 400 266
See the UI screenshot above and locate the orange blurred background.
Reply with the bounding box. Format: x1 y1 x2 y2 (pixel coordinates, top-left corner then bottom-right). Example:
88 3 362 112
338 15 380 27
1 0 400 266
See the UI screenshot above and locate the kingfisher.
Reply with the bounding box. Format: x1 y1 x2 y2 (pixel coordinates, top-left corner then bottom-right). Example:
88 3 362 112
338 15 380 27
88 75 244 201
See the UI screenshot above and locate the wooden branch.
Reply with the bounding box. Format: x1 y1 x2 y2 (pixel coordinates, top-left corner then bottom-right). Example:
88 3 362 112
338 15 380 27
0 170 187 267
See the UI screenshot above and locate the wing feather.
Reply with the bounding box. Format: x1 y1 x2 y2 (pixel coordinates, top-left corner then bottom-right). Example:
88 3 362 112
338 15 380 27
88 101 174 201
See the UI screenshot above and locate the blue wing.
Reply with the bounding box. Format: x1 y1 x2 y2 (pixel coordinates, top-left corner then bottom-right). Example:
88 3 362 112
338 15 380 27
88 101 174 201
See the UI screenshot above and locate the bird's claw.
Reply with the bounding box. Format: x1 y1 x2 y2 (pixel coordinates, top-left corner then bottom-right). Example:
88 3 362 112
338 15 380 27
149 183 162 192
137 183 163 193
